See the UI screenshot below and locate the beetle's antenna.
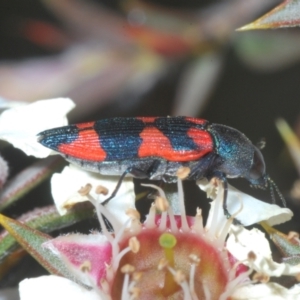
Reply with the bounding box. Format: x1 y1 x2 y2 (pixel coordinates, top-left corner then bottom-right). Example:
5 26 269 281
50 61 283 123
267 177 286 207
269 181 276 204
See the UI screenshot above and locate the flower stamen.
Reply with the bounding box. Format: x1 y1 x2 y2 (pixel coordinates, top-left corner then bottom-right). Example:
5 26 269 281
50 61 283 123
128 272 142 300
126 208 140 220
216 213 239 251
169 269 192 300
142 184 178 233
93 201 114 243
79 183 125 242
113 237 140 272
128 286 141 300
95 185 109 196
191 208 204 234
100 278 110 295
126 208 142 235
206 181 224 239
189 254 200 299
121 264 135 300
105 263 115 284
166 203 178 233
155 196 170 212
252 272 270 283
144 202 156 229
158 257 169 270
177 179 189 232
142 184 171 231
202 281 211 300
78 183 92 196
220 257 253 299
111 218 131 260
129 236 140 254
155 196 169 231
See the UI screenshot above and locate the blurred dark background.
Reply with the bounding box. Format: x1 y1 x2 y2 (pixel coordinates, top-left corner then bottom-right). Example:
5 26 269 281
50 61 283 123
1 0 300 294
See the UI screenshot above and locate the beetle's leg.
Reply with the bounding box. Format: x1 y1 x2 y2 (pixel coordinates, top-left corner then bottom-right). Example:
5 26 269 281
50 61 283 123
221 177 230 219
102 160 161 205
128 160 161 179
188 153 221 180
101 167 134 206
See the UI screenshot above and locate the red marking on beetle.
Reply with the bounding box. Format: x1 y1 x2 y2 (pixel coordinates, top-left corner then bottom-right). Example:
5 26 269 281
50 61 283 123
137 117 157 123
185 117 207 126
187 128 213 154
138 127 211 161
58 128 106 161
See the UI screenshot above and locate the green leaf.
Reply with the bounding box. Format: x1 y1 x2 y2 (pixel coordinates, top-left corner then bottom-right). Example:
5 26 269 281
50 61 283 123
238 0 300 30
0 205 94 284
0 214 65 275
0 205 94 261
0 156 65 212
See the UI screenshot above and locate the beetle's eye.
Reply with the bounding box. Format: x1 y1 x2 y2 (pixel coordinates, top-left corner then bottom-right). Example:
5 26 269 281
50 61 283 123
249 147 265 180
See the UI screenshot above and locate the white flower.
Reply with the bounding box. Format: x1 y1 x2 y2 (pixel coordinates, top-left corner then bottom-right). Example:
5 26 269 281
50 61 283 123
18 177 300 300
51 165 135 224
19 275 100 300
19 179 247 300
198 178 293 226
0 98 75 157
232 282 300 300
3 99 296 299
227 225 300 277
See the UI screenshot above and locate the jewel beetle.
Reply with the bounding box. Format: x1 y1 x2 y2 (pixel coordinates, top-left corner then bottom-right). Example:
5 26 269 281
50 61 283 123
38 116 285 216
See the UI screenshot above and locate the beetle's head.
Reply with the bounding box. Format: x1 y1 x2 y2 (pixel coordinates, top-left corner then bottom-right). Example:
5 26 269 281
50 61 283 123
246 146 286 206
246 146 267 188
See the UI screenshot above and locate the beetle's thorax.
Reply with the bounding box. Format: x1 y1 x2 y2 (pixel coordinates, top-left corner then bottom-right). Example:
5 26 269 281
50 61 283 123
208 123 257 179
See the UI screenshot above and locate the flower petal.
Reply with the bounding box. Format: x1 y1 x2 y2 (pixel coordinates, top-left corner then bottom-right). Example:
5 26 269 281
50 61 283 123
198 179 293 226
227 226 300 277
51 165 135 224
232 282 300 300
0 97 26 112
0 98 75 157
226 184 292 226
43 233 112 287
19 275 100 300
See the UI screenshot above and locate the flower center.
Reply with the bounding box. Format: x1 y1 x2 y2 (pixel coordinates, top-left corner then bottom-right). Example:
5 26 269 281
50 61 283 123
78 177 247 299
111 226 230 299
